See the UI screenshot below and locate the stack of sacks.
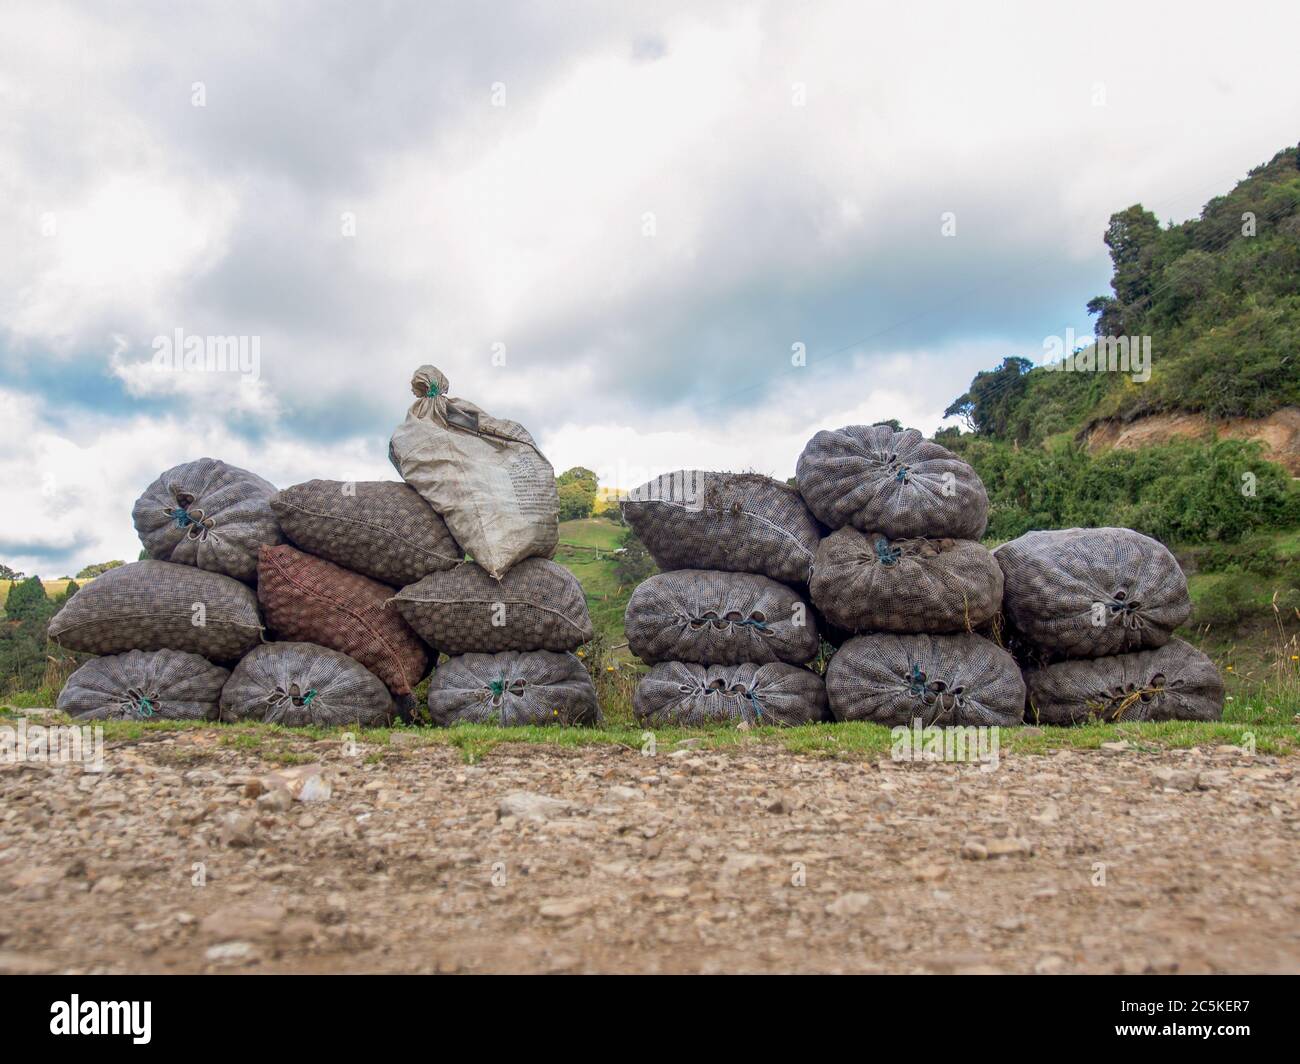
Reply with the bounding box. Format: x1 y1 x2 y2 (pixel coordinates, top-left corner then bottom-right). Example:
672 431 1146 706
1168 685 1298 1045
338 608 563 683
256 474 459 720
388 366 599 727
995 528 1221 724
51 458 274 722
50 458 440 728
797 426 1025 727
394 559 600 726
621 472 829 726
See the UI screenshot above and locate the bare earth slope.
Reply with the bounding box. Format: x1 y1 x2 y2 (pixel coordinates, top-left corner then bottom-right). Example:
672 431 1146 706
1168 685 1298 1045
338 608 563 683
2 731 1298 974
1084 406 1300 475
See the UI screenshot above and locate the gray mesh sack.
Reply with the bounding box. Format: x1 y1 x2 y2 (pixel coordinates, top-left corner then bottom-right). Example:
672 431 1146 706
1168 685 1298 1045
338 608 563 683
994 527 1191 659
825 632 1025 727
219 642 395 727
393 558 592 655
624 569 819 666
633 661 828 727
1024 639 1224 725
810 528 1002 634
426 651 601 727
620 471 821 586
271 479 462 586
57 649 229 721
796 426 989 539
48 560 263 663
133 457 282 583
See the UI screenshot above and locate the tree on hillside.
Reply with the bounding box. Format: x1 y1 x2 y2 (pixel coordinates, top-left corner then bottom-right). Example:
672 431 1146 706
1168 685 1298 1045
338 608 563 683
76 560 125 580
5 576 53 622
556 467 599 521
1102 204 1162 309
943 356 1034 438
0 564 24 583
57 580 80 605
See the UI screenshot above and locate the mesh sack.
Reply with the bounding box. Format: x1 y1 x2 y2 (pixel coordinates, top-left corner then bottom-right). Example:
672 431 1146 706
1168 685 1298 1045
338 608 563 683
624 569 819 666
1024 639 1224 725
810 528 1002 634
132 458 281 583
426 651 601 727
389 365 559 579
394 558 592 654
257 545 430 696
994 528 1191 659
633 661 828 727
796 426 988 539
271 479 462 586
57 649 229 721
48 560 263 663
620 471 821 586
825 632 1025 727
220 642 395 727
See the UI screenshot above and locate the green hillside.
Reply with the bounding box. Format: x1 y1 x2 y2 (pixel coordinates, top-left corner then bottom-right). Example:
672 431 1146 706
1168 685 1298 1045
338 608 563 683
554 517 645 655
945 145 1300 445
935 145 1300 708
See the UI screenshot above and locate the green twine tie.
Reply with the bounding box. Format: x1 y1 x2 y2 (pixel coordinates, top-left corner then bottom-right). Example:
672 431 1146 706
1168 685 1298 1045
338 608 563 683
875 537 901 567
489 678 506 698
300 689 317 707
136 697 155 718
426 382 442 398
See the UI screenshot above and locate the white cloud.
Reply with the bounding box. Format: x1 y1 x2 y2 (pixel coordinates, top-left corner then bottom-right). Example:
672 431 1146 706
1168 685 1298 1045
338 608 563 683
2 0 1299 573
0 386 392 576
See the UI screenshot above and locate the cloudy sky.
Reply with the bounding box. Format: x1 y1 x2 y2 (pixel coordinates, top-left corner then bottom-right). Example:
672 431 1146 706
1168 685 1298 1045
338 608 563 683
2 0 1298 577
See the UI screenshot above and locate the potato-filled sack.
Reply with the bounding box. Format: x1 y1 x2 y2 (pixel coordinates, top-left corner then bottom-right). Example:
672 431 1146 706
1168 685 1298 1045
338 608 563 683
1024 639 1224 725
825 632 1025 727
633 661 828 727
624 569 818 666
220 643 395 727
426 651 601 727
57 649 229 721
132 457 282 583
994 527 1191 659
271 479 462 586
257 544 430 696
394 558 592 655
796 425 989 539
48 560 263 663
810 528 1002 634
620 471 821 586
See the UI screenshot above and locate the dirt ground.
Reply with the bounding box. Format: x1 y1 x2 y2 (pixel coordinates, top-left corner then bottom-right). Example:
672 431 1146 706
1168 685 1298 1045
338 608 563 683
2 727 1298 974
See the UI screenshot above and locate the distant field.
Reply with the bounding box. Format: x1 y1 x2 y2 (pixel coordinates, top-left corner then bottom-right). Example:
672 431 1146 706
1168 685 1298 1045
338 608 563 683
553 517 639 653
593 486 625 513
0 577 91 611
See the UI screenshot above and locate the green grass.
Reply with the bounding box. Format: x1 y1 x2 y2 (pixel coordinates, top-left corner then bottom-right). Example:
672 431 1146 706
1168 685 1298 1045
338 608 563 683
3 697 1294 762
554 517 637 651
557 518 624 551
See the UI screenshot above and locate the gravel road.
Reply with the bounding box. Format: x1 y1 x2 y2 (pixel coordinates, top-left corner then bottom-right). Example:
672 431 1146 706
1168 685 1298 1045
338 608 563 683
1 726 1297 974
